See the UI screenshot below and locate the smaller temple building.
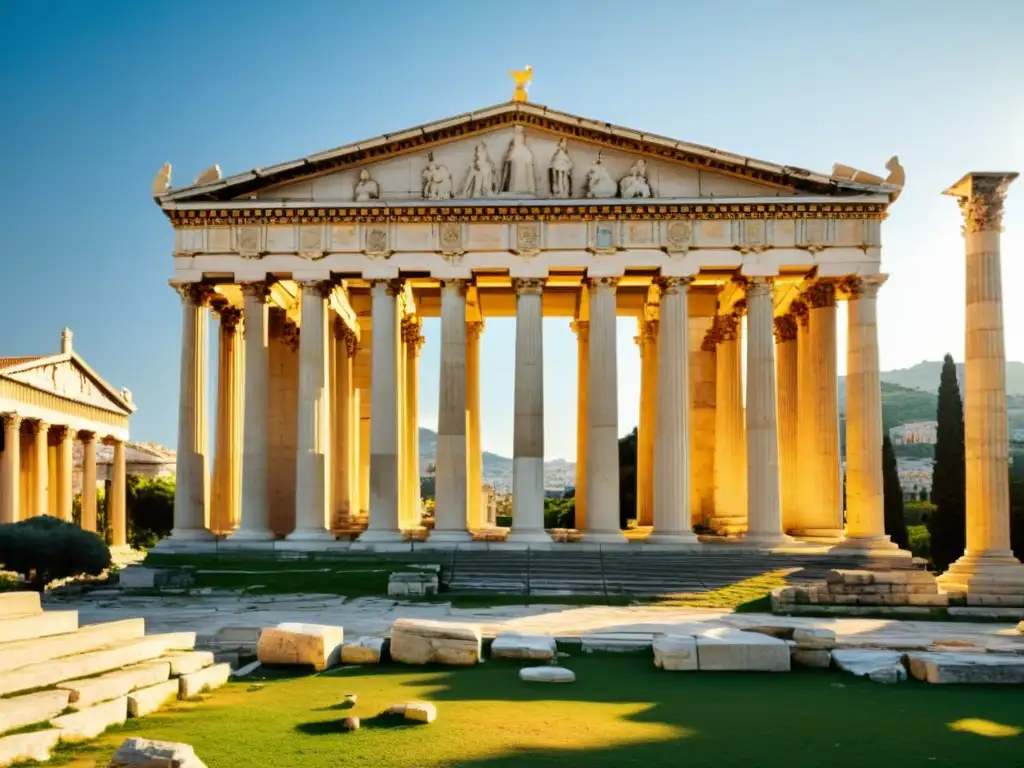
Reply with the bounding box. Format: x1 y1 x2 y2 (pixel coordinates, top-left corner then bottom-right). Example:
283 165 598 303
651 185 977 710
0 329 135 545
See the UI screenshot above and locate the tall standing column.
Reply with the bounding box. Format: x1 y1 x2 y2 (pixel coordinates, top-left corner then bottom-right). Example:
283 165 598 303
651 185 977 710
333 321 356 530
170 284 213 541
841 276 900 550
803 281 842 537
509 279 549 543
361 280 403 543
432 279 471 543
80 432 97 532
407 320 424 528
0 414 21 524
396 319 407 529
635 319 658 527
792 301 811 533
32 420 48 518
938 172 1024 591
743 279 791 546
290 281 334 540
465 320 482 529
212 307 243 535
774 315 800 533
54 426 73 521
649 277 698 544
231 282 273 541
711 314 747 533
571 320 589 530
585 277 625 543
109 438 127 548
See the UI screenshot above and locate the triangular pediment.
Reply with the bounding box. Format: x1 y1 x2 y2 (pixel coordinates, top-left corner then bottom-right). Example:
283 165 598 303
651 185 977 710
156 102 897 207
1 354 135 415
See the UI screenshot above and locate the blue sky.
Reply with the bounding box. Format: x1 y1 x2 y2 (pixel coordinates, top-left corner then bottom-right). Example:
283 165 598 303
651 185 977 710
1 1 1022 461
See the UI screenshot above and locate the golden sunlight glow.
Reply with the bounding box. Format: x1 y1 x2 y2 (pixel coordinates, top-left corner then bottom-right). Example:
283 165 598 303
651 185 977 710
948 719 1022 738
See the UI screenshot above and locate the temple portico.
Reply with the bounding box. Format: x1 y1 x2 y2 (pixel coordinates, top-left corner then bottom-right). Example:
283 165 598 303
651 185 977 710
154 99 911 555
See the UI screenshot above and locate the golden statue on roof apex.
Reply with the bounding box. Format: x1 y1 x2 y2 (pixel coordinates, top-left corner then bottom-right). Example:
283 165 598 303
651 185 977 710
509 65 532 103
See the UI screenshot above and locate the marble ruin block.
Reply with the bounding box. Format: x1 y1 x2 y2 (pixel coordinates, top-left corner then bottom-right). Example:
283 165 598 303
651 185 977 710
107 737 208 768
341 637 387 664
519 666 576 683
695 629 790 672
653 635 698 671
390 619 481 666
491 633 557 661
256 622 344 671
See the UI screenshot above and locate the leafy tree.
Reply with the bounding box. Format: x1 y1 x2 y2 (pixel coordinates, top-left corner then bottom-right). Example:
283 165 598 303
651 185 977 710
618 427 638 528
543 497 575 529
0 516 110 590
929 354 967 572
127 476 175 549
882 434 910 550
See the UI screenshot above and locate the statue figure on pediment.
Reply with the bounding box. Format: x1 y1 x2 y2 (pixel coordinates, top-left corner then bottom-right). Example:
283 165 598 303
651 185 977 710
421 152 454 200
619 159 652 199
500 125 537 195
548 138 573 199
462 142 497 198
584 152 617 199
354 169 380 202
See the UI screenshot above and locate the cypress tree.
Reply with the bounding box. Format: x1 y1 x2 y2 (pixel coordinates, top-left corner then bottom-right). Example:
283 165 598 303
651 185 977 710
882 434 910 550
928 354 966 571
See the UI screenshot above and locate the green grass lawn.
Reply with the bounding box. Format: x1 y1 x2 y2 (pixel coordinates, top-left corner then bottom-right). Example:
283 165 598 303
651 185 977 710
40 655 1022 768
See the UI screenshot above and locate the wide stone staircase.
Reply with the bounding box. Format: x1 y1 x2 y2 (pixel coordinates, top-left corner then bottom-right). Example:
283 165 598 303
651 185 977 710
0 592 230 766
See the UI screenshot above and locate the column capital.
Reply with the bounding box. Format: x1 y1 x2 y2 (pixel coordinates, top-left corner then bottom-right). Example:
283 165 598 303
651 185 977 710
217 306 243 331
172 282 214 306
701 315 721 351
465 319 484 343
79 430 97 444
773 314 798 343
944 171 1017 235
51 424 71 440
744 277 773 298
369 278 406 297
634 319 658 348
655 276 693 295
402 315 425 347
1 413 22 430
804 280 837 309
570 319 589 337
588 276 620 292
789 298 810 327
717 313 740 342
298 279 335 298
512 278 545 296
843 274 888 300
239 281 270 301
33 419 50 434
440 278 467 296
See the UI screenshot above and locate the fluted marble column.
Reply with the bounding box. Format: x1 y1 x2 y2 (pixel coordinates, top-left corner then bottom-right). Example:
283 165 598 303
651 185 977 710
432 279 471 543
465 320 482 530
938 171 1024 591
212 307 243 535
774 315 800 533
571 320 589 530
649 277 698 544
333 321 357 530
509 279 549 543
0 414 21 523
841 276 899 551
81 432 97 532
170 284 213 540
711 314 747 533
109 438 127 547
362 280 403 543
743 279 791 546
404 316 424 529
290 281 334 541
803 281 842 537
636 319 658 527
792 301 811 533
54 426 73 521
32 420 48 518
585 277 625 543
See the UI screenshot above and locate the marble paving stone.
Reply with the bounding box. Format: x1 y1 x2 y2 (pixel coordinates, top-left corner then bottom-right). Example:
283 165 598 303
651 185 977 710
580 633 654 653
791 648 832 668
831 649 906 683
906 652 1024 684
695 629 789 672
491 632 556 661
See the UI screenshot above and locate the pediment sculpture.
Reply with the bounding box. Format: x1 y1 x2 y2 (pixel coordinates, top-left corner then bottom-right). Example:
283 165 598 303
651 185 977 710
421 152 454 200
584 152 617 198
462 142 498 198
548 138 573 198
619 159 652 198
500 125 537 195
354 170 380 202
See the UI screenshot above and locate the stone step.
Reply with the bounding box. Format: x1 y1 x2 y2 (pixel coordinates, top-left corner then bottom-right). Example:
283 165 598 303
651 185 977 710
0 609 78 644
52 696 128 742
0 728 61 765
128 679 180 717
59 661 171 710
0 689 71 734
0 592 41 618
0 632 195 696
161 650 215 676
0 618 146 673
178 662 231 699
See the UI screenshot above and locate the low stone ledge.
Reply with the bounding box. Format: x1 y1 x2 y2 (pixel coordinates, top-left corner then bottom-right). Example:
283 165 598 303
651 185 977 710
491 633 557 661
341 636 387 664
390 619 481 665
520 666 576 683
128 679 181 717
581 633 653 653
0 618 147 674
59 662 170 710
832 649 906 684
52 696 128 742
0 689 70 734
0 609 79 644
0 728 61 764
257 623 344 671
696 629 789 672
387 571 439 597
0 592 41 618
653 635 698 671
161 651 215 676
178 663 231 699
906 652 1024 684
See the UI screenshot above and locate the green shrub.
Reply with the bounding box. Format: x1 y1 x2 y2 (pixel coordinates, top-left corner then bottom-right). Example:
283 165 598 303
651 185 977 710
543 497 575 529
903 500 936 526
907 524 931 562
127 477 174 549
0 516 111 590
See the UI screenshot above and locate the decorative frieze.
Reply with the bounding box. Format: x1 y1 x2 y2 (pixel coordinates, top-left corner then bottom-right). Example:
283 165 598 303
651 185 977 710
364 227 390 257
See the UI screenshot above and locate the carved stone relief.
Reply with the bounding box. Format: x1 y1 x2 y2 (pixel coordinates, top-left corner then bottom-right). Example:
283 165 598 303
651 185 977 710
548 138 573 198
8 362 117 412
664 219 693 253
619 159 652 199
354 170 380 202
439 222 463 251
584 152 617 199
235 226 265 259
298 226 325 259
365 227 389 255
462 142 497 198
421 152 454 200
593 222 615 250
500 125 537 195
516 222 541 253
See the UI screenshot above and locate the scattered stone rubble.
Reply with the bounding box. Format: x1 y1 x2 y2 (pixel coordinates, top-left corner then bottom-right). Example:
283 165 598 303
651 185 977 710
772 569 948 616
387 567 439 597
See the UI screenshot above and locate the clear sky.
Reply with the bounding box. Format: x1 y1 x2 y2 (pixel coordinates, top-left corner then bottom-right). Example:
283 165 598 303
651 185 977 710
1 1 1022 462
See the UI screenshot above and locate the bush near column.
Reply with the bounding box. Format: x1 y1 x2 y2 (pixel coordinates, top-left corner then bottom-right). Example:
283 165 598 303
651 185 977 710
618 428 638 528
126 476 175 549
0 515 110 590
882 435 910 550
1008 477 1024 560
928 354 966 572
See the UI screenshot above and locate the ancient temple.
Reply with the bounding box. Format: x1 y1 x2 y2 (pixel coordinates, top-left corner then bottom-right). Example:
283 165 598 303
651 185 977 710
154 97 907 552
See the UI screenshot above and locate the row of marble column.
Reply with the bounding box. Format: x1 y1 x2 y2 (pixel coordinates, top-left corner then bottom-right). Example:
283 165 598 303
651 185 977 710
0 413 127 544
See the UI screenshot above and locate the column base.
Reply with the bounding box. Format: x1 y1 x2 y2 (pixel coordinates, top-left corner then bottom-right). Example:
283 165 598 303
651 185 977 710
581 530 628 544
936 551 1024 594
738 532 797 548
505 529 553 545
167 527 216 542
789 528 844 540
227 528 276 542
356 529 405 545
427 530 472 544
832 534 909 556
646 531 699 545
286 528 336 542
